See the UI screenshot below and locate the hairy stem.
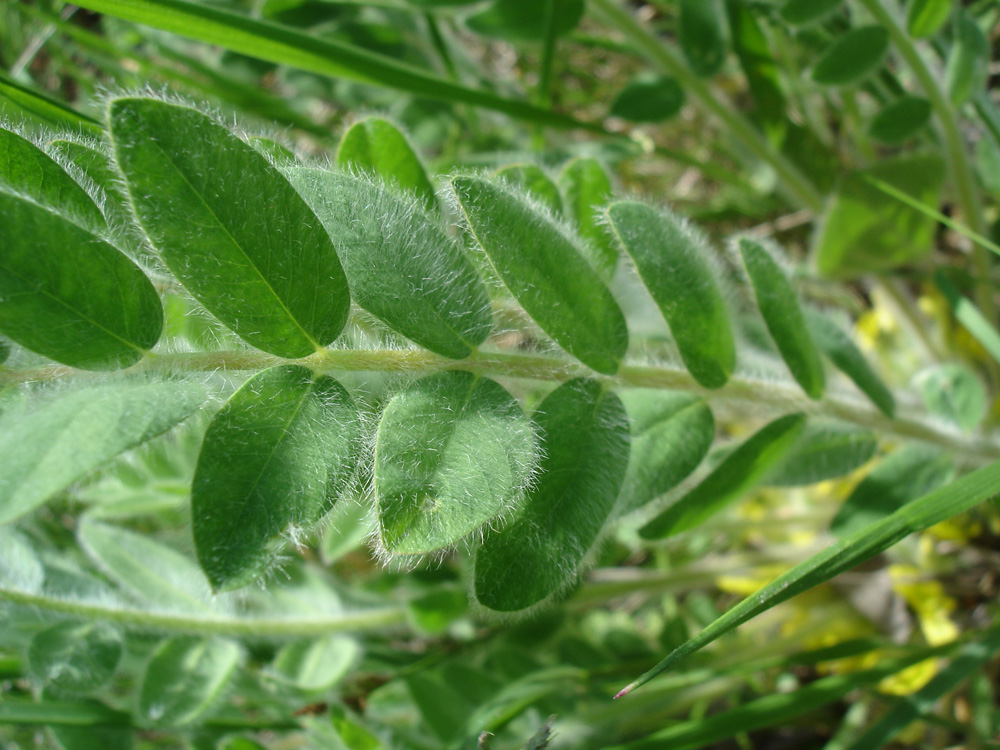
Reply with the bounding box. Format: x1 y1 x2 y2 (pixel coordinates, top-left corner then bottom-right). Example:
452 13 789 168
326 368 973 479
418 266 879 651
5 346 1000 462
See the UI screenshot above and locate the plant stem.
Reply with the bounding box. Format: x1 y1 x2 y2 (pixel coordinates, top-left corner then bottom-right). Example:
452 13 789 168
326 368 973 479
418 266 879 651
588 0 825 213
0 586 407 637
854 0 994 326
6 346 1000 462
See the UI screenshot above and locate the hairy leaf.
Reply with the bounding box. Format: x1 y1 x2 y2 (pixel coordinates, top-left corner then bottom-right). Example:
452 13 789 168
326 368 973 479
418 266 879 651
811 26 889 86
830 444 954 538
192 365 360 591
0 381 205 526
138 637 241 726
474 379 630 611
288 169 492 359
607 201 735 388
617 390 714 515
805 310 895 417
640 413 806 539
916 363 986 432
496 163 563 215
558 157 617 276
336 117 435 209
765 421 877 486
28 622 122 693
452 175 628 374
109 96 349 358
0 191 162 370
740 238 825 399
0 125 104 230
375 370 536 555
269 635 359 691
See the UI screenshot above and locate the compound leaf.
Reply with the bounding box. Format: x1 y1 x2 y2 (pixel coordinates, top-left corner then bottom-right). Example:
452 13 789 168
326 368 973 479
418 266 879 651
740 238 825 399
452 175 628 374
640 413 806 539
375 371 536 555
617 390 714 515
192 365 360 591
474 378 630 611
336 117 435 209
0 381 206 526
0 191 162 370
607 201 735 388
109 96 349 358
288 169 492 359
138 637 241 726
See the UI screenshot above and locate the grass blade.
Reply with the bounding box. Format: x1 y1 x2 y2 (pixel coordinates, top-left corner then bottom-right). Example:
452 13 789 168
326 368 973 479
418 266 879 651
0 71 102 135
71 0 593 130
618 459 1000 696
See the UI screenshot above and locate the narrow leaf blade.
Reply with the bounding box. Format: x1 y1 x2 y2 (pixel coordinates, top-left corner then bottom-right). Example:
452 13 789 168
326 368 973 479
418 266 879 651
606 201 735 388
452 175 628 374
740 238 825 399
109 96 349 358
640 413 806 539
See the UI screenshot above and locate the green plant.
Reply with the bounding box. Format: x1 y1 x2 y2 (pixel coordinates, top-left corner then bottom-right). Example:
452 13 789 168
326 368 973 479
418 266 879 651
2 1 999 749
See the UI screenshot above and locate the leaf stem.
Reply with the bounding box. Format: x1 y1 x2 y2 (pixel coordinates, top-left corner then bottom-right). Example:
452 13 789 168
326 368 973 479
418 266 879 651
6 346 1000 462
0 586 407 637
587 0 825 212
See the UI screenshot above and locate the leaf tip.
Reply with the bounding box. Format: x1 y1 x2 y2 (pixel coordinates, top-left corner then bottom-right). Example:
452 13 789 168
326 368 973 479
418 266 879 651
613 683 634 700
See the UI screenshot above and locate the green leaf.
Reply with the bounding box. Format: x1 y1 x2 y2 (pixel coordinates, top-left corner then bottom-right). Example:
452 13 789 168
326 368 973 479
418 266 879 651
805 310 895 417
0 191 162 370
778 0 843 26
617 390 714 515
934 271 1000 366
557 157 617 276
71 0 587 130
0 527 43 593
727 0 787 141
269 635 359 691
465 0 584 41
474 378 629 611
621 457 1000 697
405 672 475 742
945 11 989 105
915 364 986 433
0 71 103 135
49 724 132 750
28 622 122 693
375 370 536 555
610 73 685 123
287 169 492 359
336 117 436 209
765 421 877 487
679 0 727 76
813 154 945 278
846 626 1000 750
138 637 241 726
612 644 951 749
830 444 953 538
906 0 952 38
48 138 145 239
0 126 105 230
496 163 563 215
78 520 221 614
606 201 735 388
869 95 932 144
811 26 889 86
192 365 360 591
452 175 628 374
0 336 10 365
740 238 825 399
0 381 206 526
108 96 350 358
408 587 469 634
640 413 805 539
